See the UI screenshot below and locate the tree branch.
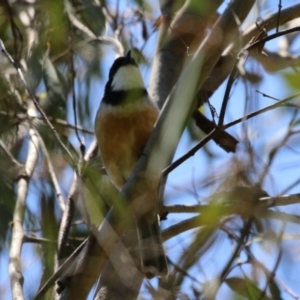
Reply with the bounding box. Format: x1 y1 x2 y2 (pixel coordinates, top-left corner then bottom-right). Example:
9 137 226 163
9 129 39 300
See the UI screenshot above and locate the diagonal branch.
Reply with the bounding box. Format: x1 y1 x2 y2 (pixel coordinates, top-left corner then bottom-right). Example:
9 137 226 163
37 133 66 211
0 140 25 180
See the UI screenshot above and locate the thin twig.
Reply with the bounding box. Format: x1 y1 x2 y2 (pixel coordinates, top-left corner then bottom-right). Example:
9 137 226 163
162 28 300 177
222 226 299 299
37 131 66 211
163 204 202 214
259 97 299 184
162 192 300 216
23 235 56 244
245 26 300 52
68 23 85 156
276 0 282 33
259 193 300 207
3 0 23 58
218 56 240 127
274 277 299 300
256 90 300 109
220 218 253 280
256 90 282 101
243 4 300 44
162 129 217 177
0 111 95 134
161 216 201 242
223 91 300 130
257 223 284 300
164 97 271 173
219 26 300 126
56 173 78 263
49 118 94 134
34 237 90 300
167 258 200 283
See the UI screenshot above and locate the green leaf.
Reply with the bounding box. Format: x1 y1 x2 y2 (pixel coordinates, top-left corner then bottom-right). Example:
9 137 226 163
284 72 300 91
269 278 282 300
42 55 67 106
225 277 272 300
73 0 105 35
41 54 68 119
26 43 45 91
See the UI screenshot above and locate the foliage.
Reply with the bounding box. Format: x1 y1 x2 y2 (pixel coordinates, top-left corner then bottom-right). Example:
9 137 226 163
0 0 300 299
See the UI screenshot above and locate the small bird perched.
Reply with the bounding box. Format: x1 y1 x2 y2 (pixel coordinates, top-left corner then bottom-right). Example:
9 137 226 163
95 51 168 278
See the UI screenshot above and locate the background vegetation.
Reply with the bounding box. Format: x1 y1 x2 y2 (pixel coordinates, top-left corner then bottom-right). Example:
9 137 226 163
0 0 300 299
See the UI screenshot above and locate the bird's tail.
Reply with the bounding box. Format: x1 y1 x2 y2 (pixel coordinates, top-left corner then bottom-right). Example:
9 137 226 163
136 215 168 279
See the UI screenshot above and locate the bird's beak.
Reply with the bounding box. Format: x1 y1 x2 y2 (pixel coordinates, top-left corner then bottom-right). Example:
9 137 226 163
125 50 131 62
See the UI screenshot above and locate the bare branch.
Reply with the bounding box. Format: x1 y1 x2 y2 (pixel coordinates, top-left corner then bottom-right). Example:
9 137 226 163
38 133 66 211
243 3 300 44
35 237 89 299
56 173 77 265
224 91 300 129
276 0 283 33
162 216 202 241
9 129 39 300
163 192 300 214
23 235 56 244
0 111 94 134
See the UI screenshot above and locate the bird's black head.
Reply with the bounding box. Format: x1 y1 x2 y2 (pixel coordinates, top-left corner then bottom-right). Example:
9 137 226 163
108 50 138 81
102 50 147 105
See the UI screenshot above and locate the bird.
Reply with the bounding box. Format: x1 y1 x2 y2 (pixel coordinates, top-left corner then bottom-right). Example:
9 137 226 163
95 50 168 278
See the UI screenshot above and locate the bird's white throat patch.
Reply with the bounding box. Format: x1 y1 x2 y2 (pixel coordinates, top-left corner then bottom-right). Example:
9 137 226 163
111 65 145 91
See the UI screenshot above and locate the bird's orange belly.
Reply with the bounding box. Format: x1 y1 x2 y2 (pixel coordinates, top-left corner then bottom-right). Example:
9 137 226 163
95 104 158 190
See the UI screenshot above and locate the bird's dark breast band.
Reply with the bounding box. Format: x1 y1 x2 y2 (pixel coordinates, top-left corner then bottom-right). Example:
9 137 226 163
102 88 148 106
